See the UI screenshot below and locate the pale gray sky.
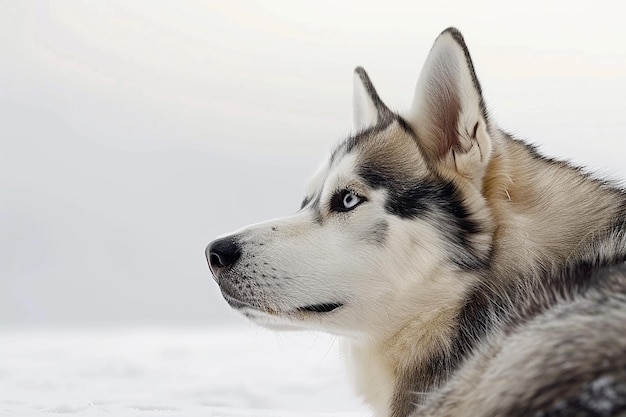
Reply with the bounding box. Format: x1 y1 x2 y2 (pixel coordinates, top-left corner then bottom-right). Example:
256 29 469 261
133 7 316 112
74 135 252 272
1 1 626 324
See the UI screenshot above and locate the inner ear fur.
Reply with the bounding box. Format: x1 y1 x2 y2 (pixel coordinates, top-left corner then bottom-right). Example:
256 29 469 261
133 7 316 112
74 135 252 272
407 27 491 181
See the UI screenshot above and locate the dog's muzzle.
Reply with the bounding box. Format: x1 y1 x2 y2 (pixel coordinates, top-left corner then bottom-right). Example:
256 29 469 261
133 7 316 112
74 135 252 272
205 236 241 282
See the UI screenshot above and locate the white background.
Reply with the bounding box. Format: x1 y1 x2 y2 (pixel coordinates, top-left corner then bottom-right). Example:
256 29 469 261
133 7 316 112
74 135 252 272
1 1 626 415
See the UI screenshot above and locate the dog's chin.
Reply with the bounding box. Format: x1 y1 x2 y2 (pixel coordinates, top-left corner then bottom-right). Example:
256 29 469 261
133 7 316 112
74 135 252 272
240 309 309 331
221 293 344 330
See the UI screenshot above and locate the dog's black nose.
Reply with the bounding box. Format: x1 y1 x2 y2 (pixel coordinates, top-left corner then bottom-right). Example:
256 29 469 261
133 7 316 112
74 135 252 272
206 237 241 280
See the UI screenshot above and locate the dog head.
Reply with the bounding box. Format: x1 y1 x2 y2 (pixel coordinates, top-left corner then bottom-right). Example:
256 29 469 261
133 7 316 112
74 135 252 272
206 28 495 339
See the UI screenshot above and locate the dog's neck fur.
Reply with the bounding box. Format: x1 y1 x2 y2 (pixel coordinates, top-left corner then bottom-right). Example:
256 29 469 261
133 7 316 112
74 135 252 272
347 129 626 417
486 132 626 279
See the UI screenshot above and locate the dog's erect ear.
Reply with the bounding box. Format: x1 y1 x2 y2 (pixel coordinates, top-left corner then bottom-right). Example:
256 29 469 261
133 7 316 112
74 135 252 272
353 67 393 132
408 28 491 184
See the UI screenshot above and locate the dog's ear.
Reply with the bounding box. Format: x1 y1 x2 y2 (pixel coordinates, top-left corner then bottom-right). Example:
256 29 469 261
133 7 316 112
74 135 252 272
353 66 393 131
408 28 491 184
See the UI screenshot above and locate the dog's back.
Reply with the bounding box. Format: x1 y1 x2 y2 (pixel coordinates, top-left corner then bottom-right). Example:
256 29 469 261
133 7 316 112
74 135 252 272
414 259 626 416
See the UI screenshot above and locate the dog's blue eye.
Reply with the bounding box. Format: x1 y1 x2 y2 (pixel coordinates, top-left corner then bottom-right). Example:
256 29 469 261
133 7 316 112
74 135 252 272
343 192 359 209
330 190 364 212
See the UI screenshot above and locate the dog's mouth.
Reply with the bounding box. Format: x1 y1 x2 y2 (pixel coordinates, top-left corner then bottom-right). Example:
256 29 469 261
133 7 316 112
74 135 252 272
222 292 343 316
296 303 344 314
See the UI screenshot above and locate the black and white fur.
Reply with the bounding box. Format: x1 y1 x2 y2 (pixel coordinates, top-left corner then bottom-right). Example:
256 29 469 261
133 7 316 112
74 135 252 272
207 28 626 417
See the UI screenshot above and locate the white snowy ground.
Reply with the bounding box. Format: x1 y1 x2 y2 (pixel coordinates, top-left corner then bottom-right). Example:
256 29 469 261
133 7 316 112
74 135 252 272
0 324 367 417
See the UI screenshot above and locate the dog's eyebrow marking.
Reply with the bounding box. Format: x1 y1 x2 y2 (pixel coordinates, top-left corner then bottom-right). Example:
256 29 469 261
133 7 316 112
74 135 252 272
330 120 393 165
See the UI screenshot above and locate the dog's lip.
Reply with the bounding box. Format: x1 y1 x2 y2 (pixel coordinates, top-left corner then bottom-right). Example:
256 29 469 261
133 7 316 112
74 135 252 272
295 302 344 314
222 292 344 316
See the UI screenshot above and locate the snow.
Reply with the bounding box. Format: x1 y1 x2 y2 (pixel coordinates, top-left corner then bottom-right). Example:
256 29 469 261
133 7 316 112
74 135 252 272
0 325 367 417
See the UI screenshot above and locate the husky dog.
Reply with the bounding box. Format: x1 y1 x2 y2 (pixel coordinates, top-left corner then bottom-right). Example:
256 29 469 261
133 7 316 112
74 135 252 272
206 28 626 417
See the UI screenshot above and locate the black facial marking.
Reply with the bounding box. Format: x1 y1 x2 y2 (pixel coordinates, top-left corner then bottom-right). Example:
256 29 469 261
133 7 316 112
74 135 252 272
297 302 343 313
367 220 389 245
359 164 487 270
331 122 390 165
330 114 413 166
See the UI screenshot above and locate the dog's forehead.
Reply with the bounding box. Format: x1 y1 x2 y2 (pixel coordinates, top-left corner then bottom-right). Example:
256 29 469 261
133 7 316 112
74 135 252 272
333 121 428 181
305 121 429 199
